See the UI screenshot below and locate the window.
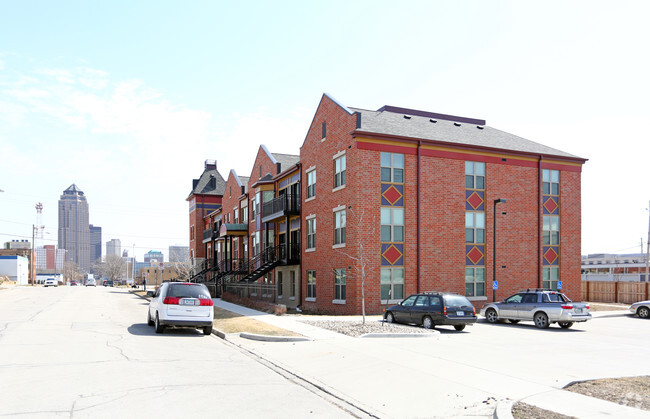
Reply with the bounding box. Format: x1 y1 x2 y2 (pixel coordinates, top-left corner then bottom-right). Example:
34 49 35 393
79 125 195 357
334 155 346 188
543 169 559 195
543 215 560 245
465 161 485 189
465 212 485 243
190 225 195 241
307 170 316 198
322 121 326 139
290 271 296 298
334 210 346 245
380 152 404 183
543 267 560 290
307 270 316 299
380 267 404 300
252 231 260 256
234 208 239 224
381 207 404 242
465 267 485 297
334 268 346 301
277 271 283 297
307 218 316 249
242 204 248 223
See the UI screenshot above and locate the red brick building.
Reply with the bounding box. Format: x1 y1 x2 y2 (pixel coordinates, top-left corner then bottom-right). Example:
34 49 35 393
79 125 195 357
195 94 586 315
187 160 225 262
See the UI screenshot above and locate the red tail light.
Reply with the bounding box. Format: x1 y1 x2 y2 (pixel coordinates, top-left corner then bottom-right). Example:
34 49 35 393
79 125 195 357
199 299 213 306
472 307 476 315
443 307 447 316
163 297 179 305
561 304 574 310
585 304 590 309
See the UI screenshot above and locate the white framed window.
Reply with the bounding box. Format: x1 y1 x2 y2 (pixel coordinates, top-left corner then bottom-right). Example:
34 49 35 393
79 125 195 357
306 270 316 299
380 152 404 183
277 271 283 298
307 169 316 199
242 204 248 223
290 271 296 298
307 218 316 249
334 209 346 245
234 208 239 224
334 268 346 301
380 268 404 301
465 267 485 297
334 154 346 188
381 207 404 242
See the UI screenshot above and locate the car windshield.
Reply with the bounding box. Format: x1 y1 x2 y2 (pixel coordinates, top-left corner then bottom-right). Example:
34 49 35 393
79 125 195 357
168 284 211 299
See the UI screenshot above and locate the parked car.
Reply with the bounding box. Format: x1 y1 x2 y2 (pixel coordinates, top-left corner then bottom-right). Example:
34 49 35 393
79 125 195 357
383 292 477 331
85 278 96 287
148 282 214 335
103 280 114 287
70 280 78 286
480 289 591 329
44 278 58 287
629 300 650 319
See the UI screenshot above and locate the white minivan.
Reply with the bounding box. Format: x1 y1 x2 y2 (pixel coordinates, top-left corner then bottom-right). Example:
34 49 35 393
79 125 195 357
148 282 214 335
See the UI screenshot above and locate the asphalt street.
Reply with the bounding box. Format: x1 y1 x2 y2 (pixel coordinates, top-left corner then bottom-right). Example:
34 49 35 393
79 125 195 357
0 286 358 418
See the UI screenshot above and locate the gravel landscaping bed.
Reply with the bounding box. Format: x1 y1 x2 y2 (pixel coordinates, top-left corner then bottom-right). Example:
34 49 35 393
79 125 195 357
565 376 650 411
512 402 575 419
299 319 436 337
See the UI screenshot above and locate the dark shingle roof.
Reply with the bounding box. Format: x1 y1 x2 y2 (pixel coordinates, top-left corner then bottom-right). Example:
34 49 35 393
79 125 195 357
272 153 300 170
189 167 226 198
350 107 583 160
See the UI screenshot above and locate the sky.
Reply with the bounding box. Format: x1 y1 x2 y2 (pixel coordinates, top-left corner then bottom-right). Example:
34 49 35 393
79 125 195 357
1 0 649 262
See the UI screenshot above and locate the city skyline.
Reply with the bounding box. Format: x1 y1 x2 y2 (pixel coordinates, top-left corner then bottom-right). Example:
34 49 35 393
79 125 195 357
1 2 649 258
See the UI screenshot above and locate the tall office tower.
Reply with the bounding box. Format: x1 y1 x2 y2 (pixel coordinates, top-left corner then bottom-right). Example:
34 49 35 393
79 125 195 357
106 239 121 257
89 225 102 265
58 184 91 273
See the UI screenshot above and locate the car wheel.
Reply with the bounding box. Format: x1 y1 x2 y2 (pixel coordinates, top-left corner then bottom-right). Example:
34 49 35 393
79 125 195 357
154 313 164 334
485 308 499 324
385 312 395 324
638 306 650 319
508 319 520 324
454 324 466 331
147 310 154 326
534 312 550 329
203 326 212 336
422 316 434 329
559 322 574 329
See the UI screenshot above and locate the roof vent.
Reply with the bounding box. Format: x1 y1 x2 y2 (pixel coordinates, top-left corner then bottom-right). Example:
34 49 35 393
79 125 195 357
430 119 437 123
403 115 411 119
477 126 484 130
454 122 461 127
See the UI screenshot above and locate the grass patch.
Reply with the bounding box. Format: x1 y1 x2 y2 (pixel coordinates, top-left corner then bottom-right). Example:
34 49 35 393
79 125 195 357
213 307 302 336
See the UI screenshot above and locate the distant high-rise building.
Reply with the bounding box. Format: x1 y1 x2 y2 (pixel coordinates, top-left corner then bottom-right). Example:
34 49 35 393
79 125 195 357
58 184 90 273
169 246 190 263
144 250 164 263
89 225 102 265
106 239 121 258
35 245 65 271
5 240 31 250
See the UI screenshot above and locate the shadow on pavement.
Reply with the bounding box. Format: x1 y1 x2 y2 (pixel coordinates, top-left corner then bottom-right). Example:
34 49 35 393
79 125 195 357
128 323 206 337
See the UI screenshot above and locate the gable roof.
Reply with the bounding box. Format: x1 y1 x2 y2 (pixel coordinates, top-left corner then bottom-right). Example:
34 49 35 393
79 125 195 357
188 164 226 199
272 153 300 170
350 106 584 160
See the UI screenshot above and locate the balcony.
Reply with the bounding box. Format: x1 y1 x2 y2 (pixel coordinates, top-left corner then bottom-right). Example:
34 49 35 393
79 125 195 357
261 193 300 223
202 228 217 243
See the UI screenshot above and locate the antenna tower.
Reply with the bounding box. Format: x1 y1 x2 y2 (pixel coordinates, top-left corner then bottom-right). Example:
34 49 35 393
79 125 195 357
35 203 45 247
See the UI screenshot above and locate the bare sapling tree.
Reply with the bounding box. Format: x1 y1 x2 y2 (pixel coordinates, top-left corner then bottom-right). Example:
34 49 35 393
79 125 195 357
169 259 194 282
335 206 376 325
63 261 82 284
94 255 126 282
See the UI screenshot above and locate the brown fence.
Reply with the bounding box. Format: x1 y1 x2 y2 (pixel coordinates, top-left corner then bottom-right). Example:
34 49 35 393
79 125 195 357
582 281 650 304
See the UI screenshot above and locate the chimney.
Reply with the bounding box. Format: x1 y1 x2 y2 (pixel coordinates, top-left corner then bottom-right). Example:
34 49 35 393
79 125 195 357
276 162 282 174
241 185 245 195
205 159 217 170
192 179 199 189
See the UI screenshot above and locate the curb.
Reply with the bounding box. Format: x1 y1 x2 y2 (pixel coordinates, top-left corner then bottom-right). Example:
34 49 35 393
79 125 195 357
360 331 439 338
239 332 312 342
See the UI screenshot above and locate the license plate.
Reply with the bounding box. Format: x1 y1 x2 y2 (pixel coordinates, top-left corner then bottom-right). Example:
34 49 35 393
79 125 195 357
181 299 196 306
456 311 464 316
575 308 582 313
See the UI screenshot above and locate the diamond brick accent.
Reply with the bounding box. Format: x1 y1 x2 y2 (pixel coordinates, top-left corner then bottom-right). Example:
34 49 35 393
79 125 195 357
382 185 402 206
383 245 402 265
467 246 484 265
467 192 484 210
544 197 559 214
544 247 559 264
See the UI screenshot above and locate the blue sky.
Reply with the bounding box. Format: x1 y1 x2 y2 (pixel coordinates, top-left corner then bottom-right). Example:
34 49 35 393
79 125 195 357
1 1 649 261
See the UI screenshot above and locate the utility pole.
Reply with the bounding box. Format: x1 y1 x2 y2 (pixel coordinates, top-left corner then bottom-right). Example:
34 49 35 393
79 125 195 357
646 201 650 282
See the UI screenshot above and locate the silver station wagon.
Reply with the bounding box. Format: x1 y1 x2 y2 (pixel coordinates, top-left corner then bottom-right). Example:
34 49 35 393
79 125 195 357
480 289 591 329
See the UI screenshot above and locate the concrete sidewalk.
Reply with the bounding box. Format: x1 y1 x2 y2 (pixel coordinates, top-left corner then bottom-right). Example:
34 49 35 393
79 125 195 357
212 299 650 419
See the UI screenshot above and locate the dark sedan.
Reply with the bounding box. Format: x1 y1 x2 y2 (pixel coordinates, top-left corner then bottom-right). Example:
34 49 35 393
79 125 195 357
384 292 477 331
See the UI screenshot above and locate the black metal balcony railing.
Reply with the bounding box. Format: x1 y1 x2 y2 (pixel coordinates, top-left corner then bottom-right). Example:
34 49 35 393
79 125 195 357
261 193 300 221
202 228 216 243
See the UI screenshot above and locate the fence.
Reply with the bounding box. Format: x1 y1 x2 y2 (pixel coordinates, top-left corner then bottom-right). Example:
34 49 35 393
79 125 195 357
582 281 650 304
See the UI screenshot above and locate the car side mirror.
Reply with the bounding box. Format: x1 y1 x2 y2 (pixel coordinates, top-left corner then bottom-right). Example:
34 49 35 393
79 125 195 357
147 291 155 297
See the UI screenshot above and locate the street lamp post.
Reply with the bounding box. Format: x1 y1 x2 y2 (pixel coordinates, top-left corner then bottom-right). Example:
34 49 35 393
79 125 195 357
493 199 506 302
